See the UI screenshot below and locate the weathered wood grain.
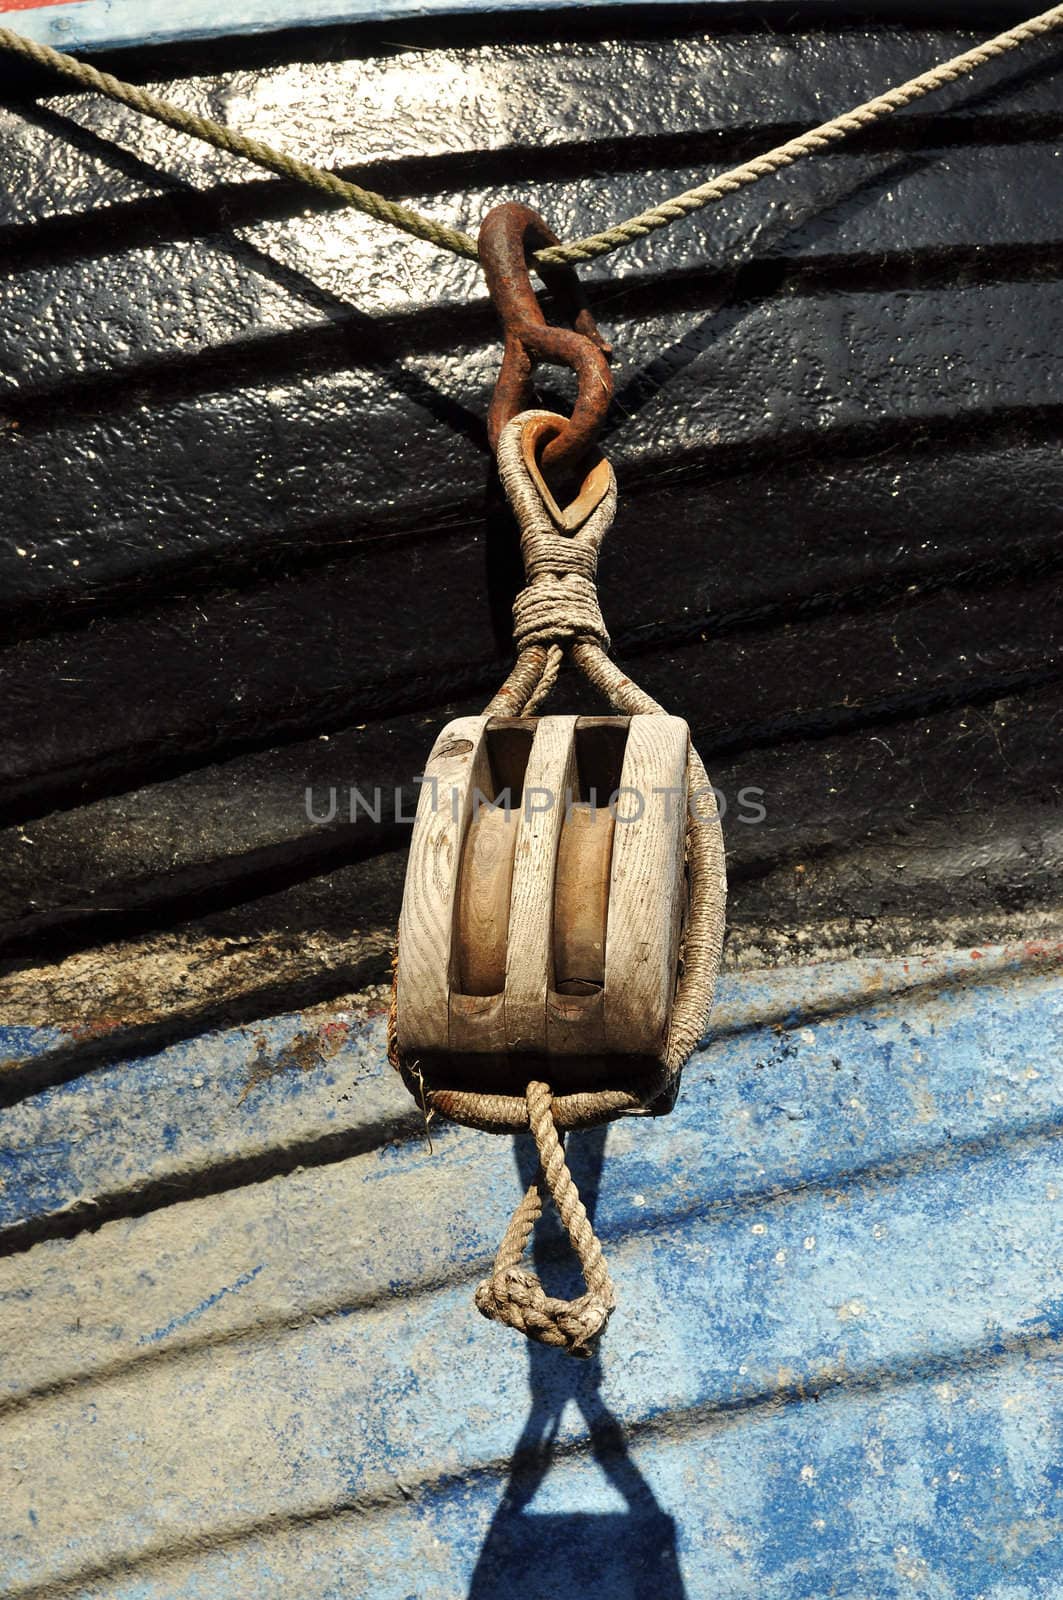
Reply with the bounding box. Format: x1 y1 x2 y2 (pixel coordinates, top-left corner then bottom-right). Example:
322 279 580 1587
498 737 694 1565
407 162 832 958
502 716 577 1055
553 803 613 995
414 714 696 1074
547 800 613 1058
603 714 688 1057
395 713 490 1054
455 802 518 997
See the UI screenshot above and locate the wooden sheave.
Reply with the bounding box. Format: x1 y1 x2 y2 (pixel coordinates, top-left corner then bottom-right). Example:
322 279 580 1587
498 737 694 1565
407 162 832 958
396 711 689 1103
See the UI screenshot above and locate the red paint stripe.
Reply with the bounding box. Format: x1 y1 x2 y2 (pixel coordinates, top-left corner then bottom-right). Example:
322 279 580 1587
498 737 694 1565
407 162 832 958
0 0 88 12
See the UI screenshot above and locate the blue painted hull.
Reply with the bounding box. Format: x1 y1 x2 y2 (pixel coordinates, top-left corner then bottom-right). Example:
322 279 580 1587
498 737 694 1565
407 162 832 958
2 944 1060 1596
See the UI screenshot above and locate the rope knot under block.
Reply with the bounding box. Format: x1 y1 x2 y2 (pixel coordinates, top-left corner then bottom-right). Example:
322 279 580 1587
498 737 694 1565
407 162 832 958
474 1267 614 1358
473 1081 617 1358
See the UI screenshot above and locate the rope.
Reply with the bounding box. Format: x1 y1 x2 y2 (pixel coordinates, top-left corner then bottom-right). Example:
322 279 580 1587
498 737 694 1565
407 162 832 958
540 7 1063 266
2 6 1061 269
0 25 479 260
499 428 615 656
474 1081 616 1358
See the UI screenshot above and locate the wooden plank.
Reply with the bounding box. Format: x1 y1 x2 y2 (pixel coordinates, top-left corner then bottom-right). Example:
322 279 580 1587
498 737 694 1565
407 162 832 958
504 716 577 1054
0 37 1058 623
0 855 405 1093
4 882 1063 1164
0 705 464 939
0 20 1058 874
395 714 490 1053
4 26 1060 231
4 413 1059 653
5 1358 1055 1599
2 540 1061 820
0 950 1059 1596
1 669 1061 987
0 997 416 1248
603 715 688 1056
4 144 1062 399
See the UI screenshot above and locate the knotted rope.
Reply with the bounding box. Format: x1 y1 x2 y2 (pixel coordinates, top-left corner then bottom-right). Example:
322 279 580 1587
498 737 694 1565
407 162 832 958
511 530 609 655
474 1081 616 1357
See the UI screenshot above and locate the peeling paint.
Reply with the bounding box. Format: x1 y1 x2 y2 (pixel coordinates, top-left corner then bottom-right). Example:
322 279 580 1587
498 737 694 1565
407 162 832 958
139 1265 265 1345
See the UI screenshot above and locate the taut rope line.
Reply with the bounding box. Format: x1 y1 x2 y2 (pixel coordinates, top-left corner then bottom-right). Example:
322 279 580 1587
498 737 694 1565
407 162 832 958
1 6 1061 269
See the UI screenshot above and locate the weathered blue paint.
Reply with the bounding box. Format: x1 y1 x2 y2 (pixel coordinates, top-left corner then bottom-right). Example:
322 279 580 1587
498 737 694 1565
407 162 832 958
0 1002 410 1234
0 943 1060 1597
138 1264 265 1345
1 943 1058 1236
2 0 826 57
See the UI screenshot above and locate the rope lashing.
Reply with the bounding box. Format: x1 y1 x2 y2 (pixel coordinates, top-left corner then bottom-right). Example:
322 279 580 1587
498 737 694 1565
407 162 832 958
512 570 609 654
504 471 613 656
2 6 1061 269
474 1081 616 1358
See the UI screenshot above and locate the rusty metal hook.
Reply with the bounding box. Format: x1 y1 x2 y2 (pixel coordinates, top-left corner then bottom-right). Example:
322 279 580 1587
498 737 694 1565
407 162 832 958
479 202 613 477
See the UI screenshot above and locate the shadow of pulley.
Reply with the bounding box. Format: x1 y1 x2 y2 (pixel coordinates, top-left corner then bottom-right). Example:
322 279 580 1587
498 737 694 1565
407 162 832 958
467 1124 687 1600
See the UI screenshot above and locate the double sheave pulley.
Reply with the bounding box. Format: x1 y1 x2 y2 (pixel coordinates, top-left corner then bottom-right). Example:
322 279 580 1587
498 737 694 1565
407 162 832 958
389 203 727 1356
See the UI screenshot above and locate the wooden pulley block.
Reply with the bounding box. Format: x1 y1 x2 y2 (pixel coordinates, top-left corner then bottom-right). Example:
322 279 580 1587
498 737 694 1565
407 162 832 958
396 712 690 1100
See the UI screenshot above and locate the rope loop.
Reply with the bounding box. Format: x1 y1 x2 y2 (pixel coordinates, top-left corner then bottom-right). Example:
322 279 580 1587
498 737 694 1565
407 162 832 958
496 409 616 658
474 1081 616 1358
